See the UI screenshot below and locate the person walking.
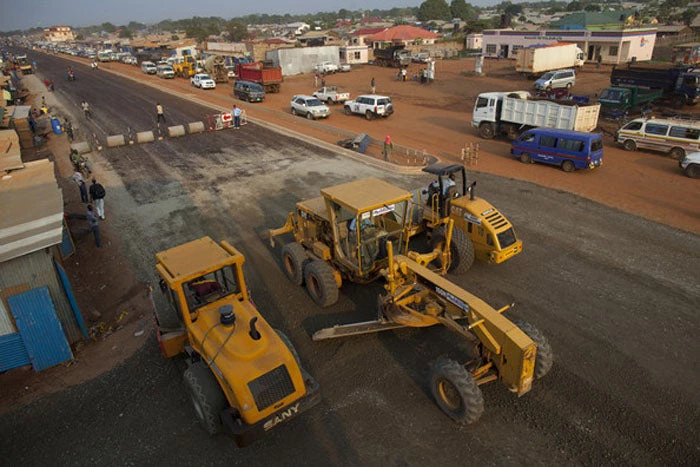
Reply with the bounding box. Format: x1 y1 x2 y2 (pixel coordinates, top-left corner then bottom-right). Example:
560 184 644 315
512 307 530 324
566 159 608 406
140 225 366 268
401 68 407 82
314 73 319 87
371 77 376 94
156 103 165 124
233 104 242 130
72 170 88 203
64 118 73 141
382 135 393 161
81 100 91 119
321 76 326 87
596 54 602 69
86 204 101 248
89 178 106 219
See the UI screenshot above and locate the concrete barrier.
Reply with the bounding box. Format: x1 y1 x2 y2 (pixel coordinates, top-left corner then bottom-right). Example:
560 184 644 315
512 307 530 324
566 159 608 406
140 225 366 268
168 125 186 138
188 121 205 134
71 141 91 154
136 131 155 144
106 135 126 148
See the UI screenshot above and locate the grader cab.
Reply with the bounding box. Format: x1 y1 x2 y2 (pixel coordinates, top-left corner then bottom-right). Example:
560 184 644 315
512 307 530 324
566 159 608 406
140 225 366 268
153 237 320 446
269 178 453 307
412 163 523 272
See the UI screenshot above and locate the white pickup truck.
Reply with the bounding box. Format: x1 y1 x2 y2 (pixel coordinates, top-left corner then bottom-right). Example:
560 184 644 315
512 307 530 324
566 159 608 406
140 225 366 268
314 61 339 74
312 86 350 104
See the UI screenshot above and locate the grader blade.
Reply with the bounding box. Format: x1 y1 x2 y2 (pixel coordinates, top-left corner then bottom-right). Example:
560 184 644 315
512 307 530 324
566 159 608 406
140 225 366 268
312 320 408 341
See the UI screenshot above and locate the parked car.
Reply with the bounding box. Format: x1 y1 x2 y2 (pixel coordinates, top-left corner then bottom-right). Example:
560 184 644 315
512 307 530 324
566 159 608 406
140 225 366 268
679 151 700 178
511 127 603 172
157 64 175 79
339 63 351 72
234 80 265 102
314 61 339 74
616 117 700 159
225 65 236 80
412 52 430 63
534 69 576 91
290 95 331 120
343 95 394 120
191 73 216 89
141 61 157 74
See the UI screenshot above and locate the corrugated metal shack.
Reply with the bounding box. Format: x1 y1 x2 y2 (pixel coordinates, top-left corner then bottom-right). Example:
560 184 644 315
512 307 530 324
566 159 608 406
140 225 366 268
266 45 340 76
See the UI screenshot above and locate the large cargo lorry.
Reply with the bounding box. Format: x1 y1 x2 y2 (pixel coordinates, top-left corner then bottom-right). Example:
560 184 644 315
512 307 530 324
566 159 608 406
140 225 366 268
515 43 585 75
373 46 411 68
610 65 700 108
237 62 283 93
472 91 601 139
597 86 664 115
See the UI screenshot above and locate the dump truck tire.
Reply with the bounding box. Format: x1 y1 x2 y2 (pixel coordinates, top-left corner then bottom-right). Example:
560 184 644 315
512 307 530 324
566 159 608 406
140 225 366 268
183 362 227 435
275 329 301 368
282 243 308 286
513 320 553 379
304 260 339 307
430 358 484 424
431 226 474 275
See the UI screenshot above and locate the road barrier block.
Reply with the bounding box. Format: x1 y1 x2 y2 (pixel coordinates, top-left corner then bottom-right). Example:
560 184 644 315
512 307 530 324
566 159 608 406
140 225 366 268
168 125 186 138
136 131 155 144
188 121 205 134
106 135 126 148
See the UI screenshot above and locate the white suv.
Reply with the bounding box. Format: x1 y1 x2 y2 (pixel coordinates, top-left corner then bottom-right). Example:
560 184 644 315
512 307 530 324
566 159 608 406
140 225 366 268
190 73 216 89
680 151 700 178
290 95 331 120
343 95 394 120
314 61 338 73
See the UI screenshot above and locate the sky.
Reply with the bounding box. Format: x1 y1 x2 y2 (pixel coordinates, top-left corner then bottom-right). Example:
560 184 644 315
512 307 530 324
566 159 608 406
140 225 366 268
0 0 502 32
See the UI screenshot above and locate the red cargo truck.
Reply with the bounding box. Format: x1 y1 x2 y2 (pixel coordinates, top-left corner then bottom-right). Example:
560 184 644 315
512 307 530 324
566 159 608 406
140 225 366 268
236 62 283 93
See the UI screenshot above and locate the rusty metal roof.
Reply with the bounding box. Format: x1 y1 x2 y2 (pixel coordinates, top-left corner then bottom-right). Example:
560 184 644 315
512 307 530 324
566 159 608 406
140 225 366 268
321 178 412 213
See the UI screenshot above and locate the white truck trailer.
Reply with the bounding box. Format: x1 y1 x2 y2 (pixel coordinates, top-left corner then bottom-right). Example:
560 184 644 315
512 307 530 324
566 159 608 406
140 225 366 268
515 43 585 75
472 91 601 139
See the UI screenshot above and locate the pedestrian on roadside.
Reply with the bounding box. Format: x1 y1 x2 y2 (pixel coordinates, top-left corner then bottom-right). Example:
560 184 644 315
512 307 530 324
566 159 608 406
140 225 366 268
596 54 602 69
382 134 393 161
401 68 407 82
233 104 242 130
321 76 326 87
72 170 88 203
371 77 376 94
89 178 106 219
81 100 91 119
86 204 101 248
64 118 73 141
48 80 55 92
32 60 37 71
314 73 319 87
156 102 165 124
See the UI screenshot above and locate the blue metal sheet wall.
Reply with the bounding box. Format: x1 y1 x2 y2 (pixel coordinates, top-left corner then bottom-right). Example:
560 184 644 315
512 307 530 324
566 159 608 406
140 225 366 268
0 333 31 371
0 249 82 343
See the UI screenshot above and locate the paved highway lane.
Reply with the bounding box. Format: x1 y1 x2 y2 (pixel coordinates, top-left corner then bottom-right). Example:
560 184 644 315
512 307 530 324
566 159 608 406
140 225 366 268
2 50 699 465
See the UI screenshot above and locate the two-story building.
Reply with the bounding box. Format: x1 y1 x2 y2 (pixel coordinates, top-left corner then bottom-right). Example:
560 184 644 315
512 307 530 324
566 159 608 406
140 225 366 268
43 26 74 43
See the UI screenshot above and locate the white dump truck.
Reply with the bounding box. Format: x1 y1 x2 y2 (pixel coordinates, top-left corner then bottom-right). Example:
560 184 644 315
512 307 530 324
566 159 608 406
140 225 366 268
472 91 601 139
515 43 585 75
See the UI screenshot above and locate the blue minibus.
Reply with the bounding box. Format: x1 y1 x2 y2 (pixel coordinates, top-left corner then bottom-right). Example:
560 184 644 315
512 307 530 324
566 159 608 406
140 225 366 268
511 128 603 172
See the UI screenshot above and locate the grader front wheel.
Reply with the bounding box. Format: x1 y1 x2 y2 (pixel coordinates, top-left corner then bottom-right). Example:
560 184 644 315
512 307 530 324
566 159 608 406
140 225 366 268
430 359 484 424
513 319 554 379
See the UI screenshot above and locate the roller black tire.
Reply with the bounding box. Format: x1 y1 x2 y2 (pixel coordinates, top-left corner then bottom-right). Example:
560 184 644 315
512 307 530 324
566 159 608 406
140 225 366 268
282 243 308 286
275 329 301 368
623 139 636 151
304 260 339 307
430 359 484 424
183 362 227 435
561 160 575 173
513 319 554 379
431 226 475 275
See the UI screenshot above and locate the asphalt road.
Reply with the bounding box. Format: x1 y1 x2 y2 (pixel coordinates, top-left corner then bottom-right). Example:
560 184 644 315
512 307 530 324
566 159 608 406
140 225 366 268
2 50 699 465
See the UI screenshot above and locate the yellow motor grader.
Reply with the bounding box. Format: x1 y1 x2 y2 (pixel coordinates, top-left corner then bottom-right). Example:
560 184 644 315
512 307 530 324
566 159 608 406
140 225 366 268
153 237 320 446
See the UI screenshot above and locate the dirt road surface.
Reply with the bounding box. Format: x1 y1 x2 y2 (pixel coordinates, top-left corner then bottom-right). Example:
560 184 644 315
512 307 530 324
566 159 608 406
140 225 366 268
1 51 698 465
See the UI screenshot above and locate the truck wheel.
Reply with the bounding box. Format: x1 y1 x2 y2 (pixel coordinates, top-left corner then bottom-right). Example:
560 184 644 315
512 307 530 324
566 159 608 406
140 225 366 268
431 226 475 275
478 122 495 139
669 147 685 160
183 362 227 435
519 153 532 164
512 320 554 379
282 243 308 286
365 110 374 121
561 160 575 172
430 359 484 424
622 139 636 151
274 329 301 368
304 260 339 307
685 164 699 178
344 106 351 116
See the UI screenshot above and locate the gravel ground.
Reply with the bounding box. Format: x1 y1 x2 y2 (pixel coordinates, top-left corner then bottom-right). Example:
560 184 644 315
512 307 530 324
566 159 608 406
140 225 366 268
1 51 698 466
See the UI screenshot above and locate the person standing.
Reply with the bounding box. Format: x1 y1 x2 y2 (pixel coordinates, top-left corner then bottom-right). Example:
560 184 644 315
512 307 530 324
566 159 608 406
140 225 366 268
314 73 319 87
371 77 376 94
233 104 242 130
401 68 407 82
81 100 91 119
72 170 88 203
321 76 326 87
86 204 101 248
383 135 393 161
89 178 106 219
156 103 165 123
64 118 73 141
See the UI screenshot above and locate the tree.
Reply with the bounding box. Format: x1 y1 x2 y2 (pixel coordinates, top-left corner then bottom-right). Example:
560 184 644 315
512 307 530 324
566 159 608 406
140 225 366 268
681 8 698 25
566 1 582 11
185 26 209 43
127 21 145 32
118 28 133 39
519 15 528 22
417 0 452 22
584 4 601 12
224 20 249 41
451 0 477 20
501 2 523 16
101 22 116 33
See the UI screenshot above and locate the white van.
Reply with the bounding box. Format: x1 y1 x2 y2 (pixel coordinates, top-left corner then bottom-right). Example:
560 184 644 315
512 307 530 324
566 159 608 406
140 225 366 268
141 61 157 74
616 117 700 159
157 64 175 79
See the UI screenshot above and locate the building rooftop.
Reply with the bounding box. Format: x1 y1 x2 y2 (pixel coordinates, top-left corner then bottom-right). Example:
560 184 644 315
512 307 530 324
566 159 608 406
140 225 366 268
365 25 439 42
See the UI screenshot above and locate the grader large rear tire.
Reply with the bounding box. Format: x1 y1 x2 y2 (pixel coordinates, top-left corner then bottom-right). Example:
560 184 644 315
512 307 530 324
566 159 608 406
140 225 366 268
430 359 484 424
282 243 308 286
183 362 227 435
304 260 339 307
513 319 553 379
431 226 475 275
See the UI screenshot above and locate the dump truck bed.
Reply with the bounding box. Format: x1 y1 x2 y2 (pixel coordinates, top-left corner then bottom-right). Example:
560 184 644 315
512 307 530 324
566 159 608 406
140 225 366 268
501 97 600 133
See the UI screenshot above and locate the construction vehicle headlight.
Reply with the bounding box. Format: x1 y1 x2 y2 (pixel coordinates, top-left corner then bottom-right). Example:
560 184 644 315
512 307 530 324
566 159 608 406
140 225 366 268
242 403 252 411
